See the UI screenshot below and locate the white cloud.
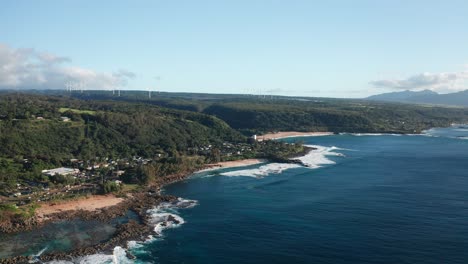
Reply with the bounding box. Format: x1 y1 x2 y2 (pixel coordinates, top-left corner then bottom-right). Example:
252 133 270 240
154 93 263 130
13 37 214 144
0 43 135 90
370 70 468 92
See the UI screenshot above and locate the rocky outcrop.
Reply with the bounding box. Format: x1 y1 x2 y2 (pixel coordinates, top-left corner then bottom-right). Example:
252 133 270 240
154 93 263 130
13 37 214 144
1 168 211 263
0 215 40 234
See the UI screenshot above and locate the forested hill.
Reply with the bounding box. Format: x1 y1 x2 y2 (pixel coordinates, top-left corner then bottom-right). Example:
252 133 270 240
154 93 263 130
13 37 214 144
202 101 468 134
1 93 313 200
40 90 468 135
0 93 244 165
1 90 468 199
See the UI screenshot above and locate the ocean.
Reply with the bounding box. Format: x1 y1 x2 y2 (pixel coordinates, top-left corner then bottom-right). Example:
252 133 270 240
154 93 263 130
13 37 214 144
24 126 468 263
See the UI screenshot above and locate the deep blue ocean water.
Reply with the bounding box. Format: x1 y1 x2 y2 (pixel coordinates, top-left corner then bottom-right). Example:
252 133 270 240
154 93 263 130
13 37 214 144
9 126 465 263
132 127 468 264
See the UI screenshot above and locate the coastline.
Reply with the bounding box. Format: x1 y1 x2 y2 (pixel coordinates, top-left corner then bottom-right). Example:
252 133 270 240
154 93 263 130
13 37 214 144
0 142 317 263
258 131 333 140
0 170 197 264
199 159 267 172
36 194 125 222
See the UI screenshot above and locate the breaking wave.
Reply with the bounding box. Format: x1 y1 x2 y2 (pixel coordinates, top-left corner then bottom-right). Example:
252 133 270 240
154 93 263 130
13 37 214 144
146 198 197 237
296 145 346 169
423 125 468 140
43 247 132 264
341 133 404 136
44 198 198 264
218 145 347 178
220 163 302 178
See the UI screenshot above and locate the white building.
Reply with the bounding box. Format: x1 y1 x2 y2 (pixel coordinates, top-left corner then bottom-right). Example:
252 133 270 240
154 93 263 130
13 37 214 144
42 167 78 177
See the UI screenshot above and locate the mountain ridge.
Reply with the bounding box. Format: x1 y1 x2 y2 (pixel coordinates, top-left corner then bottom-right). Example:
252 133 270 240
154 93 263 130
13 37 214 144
367 89 468 106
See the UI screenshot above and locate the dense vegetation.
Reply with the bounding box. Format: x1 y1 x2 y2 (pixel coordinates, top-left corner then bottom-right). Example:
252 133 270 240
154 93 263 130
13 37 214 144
1 90 468 193
1 89 467 222
0 92 304 198
202 100 468 134
55 90 468 135
0 93 243 161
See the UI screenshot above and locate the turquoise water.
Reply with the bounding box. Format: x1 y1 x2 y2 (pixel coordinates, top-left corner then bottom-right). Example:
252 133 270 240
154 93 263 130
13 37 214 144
0 210 139 259
132 127 468 264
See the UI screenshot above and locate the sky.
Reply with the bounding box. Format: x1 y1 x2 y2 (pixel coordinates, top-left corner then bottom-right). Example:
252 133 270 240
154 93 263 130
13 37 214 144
1 0 468 98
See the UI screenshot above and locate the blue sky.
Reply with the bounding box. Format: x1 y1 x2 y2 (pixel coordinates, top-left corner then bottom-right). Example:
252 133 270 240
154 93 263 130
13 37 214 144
1 0 468 97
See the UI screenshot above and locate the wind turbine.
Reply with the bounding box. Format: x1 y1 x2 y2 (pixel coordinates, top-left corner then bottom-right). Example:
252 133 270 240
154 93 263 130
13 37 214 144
114 79 121 96
77 81 85 93
65 82 72 93
155 76 161 94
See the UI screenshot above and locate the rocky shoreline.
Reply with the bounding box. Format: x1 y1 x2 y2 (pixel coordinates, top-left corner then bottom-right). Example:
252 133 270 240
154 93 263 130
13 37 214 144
0 151 314 264
0 170 194 264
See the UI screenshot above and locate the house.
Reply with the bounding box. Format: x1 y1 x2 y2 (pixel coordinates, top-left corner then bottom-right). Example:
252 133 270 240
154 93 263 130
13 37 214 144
42 167 78 176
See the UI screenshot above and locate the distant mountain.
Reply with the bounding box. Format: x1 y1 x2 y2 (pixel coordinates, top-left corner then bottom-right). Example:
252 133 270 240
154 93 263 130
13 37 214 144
367 89 468 106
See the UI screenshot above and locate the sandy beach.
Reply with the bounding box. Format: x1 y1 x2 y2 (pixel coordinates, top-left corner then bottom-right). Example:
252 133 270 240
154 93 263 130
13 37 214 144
258 131 333 140
36 194 124 219
200 159 266 172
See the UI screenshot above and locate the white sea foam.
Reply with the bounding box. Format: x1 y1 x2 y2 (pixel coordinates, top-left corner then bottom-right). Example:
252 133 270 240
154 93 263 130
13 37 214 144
29 246 49 263
343 133 403 136
112 247 133 264
147 198 198 237
36 246 49 257
295 145 345 169
421 133 440 138
218 145 347 178
127 240 144 250
45 198 198 264
44 247 133 264
76 254 113 264
220 163 301 178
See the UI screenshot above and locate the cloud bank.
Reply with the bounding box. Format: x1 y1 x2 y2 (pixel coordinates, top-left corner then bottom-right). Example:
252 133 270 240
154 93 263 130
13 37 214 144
0 43 135 90
370 70 468 92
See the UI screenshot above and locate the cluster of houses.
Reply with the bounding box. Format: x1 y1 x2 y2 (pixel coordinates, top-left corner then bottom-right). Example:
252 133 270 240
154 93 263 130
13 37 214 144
189 142 255 158
6 158 135 205
3 139 265 206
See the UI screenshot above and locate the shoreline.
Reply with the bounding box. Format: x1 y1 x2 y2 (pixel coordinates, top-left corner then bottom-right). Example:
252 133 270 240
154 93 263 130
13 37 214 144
258 131 333 140
0 154 303 263
36 194 125 222
1 127 461 263
199 159 267 172
0 170 198 264
0 138 323 262
0 131 420 263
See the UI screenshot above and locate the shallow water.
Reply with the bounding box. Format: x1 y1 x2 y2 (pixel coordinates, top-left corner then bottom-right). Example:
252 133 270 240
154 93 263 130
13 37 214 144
0 210 139 259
